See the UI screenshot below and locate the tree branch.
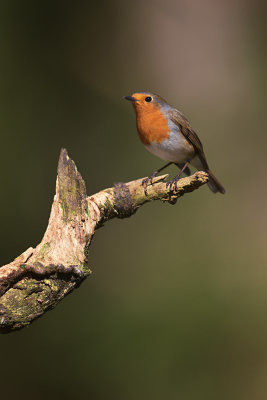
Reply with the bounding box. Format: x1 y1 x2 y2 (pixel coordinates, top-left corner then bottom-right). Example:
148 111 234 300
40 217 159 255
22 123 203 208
0 149 208 333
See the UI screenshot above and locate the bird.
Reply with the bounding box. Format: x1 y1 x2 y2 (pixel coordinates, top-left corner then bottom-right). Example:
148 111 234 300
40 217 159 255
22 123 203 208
124 92 225 195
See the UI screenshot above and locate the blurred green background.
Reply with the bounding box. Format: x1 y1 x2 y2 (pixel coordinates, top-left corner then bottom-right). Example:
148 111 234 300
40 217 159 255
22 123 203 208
1 1 267 399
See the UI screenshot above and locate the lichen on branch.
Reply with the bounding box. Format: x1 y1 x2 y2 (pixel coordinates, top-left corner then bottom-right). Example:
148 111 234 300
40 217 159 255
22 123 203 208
0 149 208 333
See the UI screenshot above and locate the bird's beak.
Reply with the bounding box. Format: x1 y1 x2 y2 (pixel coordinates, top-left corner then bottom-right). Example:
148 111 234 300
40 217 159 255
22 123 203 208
124 95 138 102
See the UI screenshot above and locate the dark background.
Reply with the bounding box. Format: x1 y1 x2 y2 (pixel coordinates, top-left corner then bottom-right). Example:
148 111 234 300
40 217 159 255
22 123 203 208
1 1 267 399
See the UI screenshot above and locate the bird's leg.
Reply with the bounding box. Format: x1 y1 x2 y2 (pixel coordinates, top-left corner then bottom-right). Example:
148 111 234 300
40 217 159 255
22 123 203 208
166 161 190 194
175 163 191 177
142 162 172 196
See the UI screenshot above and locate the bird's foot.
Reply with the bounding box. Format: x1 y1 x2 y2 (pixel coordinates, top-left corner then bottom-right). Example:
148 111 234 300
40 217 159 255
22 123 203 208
142 171 158 196
166 176 181 195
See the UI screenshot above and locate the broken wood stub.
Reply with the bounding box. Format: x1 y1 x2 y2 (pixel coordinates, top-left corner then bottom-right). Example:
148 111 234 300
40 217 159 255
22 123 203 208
0 149 93 332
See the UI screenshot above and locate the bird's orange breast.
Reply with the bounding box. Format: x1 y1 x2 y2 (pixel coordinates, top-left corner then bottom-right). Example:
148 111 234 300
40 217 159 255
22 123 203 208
135 107 170 146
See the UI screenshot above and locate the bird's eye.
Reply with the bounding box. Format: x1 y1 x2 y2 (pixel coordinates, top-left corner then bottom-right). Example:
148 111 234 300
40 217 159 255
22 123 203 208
145 96 152 102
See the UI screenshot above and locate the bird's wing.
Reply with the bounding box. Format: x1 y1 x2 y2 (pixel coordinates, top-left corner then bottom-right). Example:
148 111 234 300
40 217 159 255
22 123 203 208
168 108 209 169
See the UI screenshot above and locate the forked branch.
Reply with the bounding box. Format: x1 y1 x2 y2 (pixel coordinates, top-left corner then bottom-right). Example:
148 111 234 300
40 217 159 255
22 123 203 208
0 149 208 333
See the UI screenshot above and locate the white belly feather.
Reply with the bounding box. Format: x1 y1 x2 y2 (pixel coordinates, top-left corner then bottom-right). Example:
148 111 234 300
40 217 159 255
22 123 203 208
144 121 195 163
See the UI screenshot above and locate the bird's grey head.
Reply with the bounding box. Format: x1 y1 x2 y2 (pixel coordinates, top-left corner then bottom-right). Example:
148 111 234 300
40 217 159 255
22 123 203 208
124 92 168 109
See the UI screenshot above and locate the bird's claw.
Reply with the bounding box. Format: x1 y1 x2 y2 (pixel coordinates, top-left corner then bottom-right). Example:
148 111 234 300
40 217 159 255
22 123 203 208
141 178 149 196
142 172 158 196
166 177 180 195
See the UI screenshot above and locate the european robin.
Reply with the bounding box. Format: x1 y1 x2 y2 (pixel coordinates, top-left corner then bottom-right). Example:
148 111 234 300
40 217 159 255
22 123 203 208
124 92 225 195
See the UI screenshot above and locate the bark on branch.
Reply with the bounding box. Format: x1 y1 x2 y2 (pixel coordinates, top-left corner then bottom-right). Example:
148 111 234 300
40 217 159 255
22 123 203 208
0 149 208 333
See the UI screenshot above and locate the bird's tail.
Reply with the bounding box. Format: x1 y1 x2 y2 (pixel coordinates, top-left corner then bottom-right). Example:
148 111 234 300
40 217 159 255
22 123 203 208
206 169 225 194
194 154 225 194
